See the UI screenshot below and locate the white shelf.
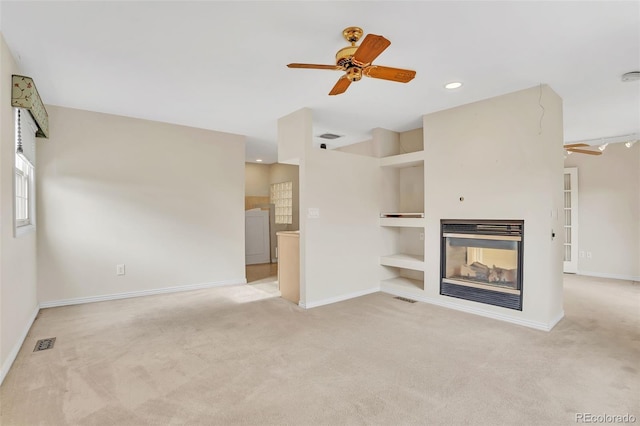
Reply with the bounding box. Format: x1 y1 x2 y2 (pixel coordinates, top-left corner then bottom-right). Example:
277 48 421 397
380 217 425 227
380 277 424 292
380 253 424 271
380 151 424 168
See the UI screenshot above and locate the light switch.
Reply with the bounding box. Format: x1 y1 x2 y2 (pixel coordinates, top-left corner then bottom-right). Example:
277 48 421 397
308 208 320 219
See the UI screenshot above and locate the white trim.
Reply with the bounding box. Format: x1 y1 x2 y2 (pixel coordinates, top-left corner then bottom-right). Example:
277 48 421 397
15 223 36 237
577 271 640 282
1 304 39 386
300 286 380 309
380 287 564 331
547 310 565 330
39 278 246 308
379 150 424 168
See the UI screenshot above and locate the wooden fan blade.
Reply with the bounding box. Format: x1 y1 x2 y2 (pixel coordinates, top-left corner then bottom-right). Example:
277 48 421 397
287 63 341 70
362 65 416 83
564 143 589 148
352 34 391 66
329 75 351 96
565 148 602 155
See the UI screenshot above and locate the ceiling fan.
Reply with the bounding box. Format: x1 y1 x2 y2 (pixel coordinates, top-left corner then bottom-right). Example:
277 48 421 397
287 27 416 96
564 143 602 156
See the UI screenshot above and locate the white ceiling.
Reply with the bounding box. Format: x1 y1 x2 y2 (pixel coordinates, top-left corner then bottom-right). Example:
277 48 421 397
2 1 639 163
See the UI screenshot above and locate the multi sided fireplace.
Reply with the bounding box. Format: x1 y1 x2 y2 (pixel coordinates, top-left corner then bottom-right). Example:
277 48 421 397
441 220 524 310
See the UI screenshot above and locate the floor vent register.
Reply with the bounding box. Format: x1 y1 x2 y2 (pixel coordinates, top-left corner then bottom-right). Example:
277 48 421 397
33 338 56 352
394 296 417 304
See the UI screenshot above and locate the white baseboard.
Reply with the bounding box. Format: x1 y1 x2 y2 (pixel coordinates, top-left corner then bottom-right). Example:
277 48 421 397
1 304 39 386
547 310 565 330
577 271 639 282
380 287 563 332
300 286 380 309
39 278 246 309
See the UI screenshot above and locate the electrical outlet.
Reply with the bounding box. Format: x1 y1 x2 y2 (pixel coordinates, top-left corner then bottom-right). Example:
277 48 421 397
586 252 592 259
116 264 125 276
419 233 425 241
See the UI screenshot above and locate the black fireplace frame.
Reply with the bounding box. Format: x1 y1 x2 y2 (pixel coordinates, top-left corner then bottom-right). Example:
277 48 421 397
440 219 524 311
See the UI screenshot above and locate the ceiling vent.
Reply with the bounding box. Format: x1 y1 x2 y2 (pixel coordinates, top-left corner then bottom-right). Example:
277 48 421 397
318 133 342 140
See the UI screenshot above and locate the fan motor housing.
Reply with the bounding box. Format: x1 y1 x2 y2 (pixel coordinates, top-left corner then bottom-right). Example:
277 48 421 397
336 46 358 68
346 67 362 82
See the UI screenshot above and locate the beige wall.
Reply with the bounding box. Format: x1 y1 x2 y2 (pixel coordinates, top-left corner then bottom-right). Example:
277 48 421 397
335 139 374 157
0 33 39 382
244 163 270 197
37 106 246 304
423 85 565 329
399 128 423 153
302 148 380 305
277 109 307 165
564 142 640 279
278 108 380 307
336 127 423 158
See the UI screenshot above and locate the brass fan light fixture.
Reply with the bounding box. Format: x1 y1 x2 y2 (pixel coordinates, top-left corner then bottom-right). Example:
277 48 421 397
287 27 416 95
564 143 602 156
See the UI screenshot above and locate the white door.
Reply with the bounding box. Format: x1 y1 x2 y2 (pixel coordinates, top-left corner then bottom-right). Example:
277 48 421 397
245 209 270 265
563 168 578 273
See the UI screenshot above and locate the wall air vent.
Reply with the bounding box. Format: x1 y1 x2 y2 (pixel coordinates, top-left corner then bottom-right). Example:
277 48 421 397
318 133 342 140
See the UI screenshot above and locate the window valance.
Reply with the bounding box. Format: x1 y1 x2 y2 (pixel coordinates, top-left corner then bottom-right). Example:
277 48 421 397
11 75 49 138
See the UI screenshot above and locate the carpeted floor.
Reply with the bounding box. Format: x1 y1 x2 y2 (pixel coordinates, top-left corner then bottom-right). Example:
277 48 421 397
1 274 638 425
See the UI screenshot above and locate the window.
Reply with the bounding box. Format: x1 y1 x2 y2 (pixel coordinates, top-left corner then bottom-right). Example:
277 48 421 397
270 181 292 224
15 155 32 227
14 108 37 234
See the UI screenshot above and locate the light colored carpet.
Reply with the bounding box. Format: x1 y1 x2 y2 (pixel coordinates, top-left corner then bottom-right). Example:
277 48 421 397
248 275 280 298
1 274 638 425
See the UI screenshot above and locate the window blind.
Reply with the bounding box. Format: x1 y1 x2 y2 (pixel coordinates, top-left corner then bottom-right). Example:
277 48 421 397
16 108 38 166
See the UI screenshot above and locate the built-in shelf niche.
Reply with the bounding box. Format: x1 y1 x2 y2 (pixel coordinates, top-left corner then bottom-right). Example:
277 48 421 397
380 253 424 270
380 226 425 289
381 227 424 263
378 128 425 293
379 217 426 227
380 274 424 292
380 152 424 216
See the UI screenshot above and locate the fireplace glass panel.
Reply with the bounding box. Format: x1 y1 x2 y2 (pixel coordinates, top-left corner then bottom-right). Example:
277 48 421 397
441 220 524 309
444 236 519 292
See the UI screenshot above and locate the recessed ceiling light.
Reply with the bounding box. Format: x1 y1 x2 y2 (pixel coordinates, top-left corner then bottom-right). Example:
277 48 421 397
256 159 263 162
445 82 463 89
